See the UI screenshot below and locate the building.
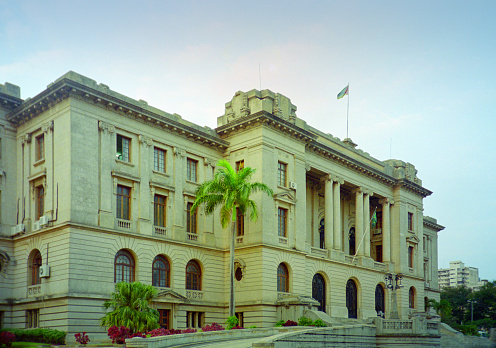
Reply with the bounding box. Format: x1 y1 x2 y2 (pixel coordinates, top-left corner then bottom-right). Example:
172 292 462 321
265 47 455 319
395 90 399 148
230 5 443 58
0 72 444 341
438 261 488 291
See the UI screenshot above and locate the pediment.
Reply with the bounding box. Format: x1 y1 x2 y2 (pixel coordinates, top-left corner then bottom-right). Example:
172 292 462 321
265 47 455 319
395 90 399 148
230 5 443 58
274 191 297 204
407 235 420 244
155 289 187 303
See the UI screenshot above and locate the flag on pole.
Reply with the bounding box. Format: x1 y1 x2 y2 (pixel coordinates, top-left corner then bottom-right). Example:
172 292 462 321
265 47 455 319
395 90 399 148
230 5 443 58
337 85 349 99
371 211 378 228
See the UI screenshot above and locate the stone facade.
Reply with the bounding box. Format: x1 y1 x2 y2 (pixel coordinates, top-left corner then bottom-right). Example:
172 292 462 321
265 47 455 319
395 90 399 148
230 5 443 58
0 72 443 342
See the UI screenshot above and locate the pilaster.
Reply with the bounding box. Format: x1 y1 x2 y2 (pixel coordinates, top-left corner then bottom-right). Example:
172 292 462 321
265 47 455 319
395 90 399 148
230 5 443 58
353 187 364 256
137 134 153 235
98 121 115 228
332 176 344 250
323 174 333 250
379 198 394 263
363 189 373 258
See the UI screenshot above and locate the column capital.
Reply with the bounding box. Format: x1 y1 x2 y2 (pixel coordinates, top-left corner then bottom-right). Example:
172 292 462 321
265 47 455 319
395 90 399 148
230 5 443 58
352 186 363 195
362 188 374 197
379 198 394 205
98 120 115 134
138 134 153 147
331 175 344 185
321 174 334 183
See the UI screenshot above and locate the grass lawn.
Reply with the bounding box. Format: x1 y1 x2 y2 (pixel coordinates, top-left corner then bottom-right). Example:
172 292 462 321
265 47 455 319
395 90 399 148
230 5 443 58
11 343 52 348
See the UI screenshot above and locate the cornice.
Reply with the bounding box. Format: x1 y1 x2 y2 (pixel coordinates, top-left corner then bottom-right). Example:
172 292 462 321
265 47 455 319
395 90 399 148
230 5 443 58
0 92 23 111
395 179 432 198
7 78 229 150
215 110 317 143
423 219 445 232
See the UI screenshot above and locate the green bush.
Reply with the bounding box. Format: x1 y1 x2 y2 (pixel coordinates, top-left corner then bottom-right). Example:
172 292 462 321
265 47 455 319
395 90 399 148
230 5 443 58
274 320 285 327
225 316 239 330
0 328 66 345
312 319 326 327
297 316 313 326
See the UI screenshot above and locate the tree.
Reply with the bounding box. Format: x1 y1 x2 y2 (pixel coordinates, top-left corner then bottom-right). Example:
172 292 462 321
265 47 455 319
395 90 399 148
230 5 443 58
192 159 273 317
472 281 496 329
441 285 472 326
429 298 452 321
100 281 159 333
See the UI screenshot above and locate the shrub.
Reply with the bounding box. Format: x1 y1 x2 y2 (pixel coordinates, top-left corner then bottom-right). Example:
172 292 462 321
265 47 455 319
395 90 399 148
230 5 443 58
0 331 16 347
283 320 298 327
230 325 244 329
225 316 239 330
298 316 313 326
107 326 131 344
202 323 225 332
147 328 171 337
312 319 326 327
0 328 66 345
274 320 285 327
181 328 197 334
74 332 90 345
249 325 257 329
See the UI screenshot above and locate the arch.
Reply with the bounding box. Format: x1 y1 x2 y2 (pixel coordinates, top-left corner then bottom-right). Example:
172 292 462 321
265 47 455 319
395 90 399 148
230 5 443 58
346 278 358 318
349 228 356 256
114 249 135 283
319 218 325 249
312 273 326 312
152 255 170 288
409 286 416 309
28 249 42 286
277 263 289 293
186 259 201 290
375 284 385 316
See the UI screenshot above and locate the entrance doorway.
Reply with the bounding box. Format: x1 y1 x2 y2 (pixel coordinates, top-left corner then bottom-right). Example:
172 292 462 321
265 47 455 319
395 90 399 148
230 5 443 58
346 279 358 318
312 273 326 312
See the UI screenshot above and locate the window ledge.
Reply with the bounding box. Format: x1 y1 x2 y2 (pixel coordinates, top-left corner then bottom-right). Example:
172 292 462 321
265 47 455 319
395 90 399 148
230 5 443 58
185 180 199 185
115 159 135 167
152 170 170 178
34 158 45 167
187 233 198 241
278 236 288 244
186 290 203 300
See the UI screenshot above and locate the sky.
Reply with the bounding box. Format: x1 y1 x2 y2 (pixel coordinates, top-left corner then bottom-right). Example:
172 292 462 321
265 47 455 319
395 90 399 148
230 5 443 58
1 1 495 280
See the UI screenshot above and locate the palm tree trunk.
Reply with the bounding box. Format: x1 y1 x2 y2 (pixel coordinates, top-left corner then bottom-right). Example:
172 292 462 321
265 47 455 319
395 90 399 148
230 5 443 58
229 220 235 317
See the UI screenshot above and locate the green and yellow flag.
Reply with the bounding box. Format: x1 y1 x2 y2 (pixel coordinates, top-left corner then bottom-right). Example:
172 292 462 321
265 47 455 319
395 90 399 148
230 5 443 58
371 211 378 228
337 85 349 99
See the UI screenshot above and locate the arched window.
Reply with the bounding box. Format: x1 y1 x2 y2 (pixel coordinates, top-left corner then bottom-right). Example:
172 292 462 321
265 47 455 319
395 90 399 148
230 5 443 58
277 263 289 292
152 256 170 288
186 260 201 290
409 287 416 309
312 273 326 312
115 250 135 283
346 279 358 318
375 284 385 316
29 250 42 286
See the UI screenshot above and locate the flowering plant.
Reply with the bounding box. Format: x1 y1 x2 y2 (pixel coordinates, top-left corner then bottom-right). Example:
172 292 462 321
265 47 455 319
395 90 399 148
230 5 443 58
74 332 90 345
0 331 16 348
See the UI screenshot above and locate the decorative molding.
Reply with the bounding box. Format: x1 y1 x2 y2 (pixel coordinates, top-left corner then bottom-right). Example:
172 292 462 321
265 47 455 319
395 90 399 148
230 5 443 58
138 134 153 147
379 198 394 205
98 120 115 134
173 147 186 158
21 134 31 144
42 120 54 134
204 158 216 167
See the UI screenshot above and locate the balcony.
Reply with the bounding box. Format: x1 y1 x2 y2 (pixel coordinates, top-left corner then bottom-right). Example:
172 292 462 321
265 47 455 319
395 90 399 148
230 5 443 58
154 226 167 236
27 284 44 298
187 233 198 242
117 219 132 230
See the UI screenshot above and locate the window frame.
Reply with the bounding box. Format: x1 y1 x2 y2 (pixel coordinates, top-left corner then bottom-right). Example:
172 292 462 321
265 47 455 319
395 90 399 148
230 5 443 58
26 309 39 328
186 260 201 290
116 185 131 220
116 134 131 162
30 250 42 286
114 250 135 283
408 245 414 268
236 208 244 236
186 202 197 234
278 207 288 237
277 161 287 187
35 185 45 220
154 147 166 173
152 255 170 288
409 287 416 309
277 263 289 292
154 194 167 227
408 212 414 231
35 134 44 162
186 158 198 182
235 160 245 172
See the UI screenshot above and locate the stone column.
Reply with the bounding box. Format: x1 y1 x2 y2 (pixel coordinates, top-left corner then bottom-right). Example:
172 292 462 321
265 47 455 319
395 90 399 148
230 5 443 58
324 175 334 250
138 134 153 234
333 177 343 250
98 121 115 228
42 121 54 218
353 187 364 256
363 189 373 258
379 198 393 263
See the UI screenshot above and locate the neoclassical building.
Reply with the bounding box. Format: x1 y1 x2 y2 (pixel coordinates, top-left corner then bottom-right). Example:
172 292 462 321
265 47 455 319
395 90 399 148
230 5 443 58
0 72 443 340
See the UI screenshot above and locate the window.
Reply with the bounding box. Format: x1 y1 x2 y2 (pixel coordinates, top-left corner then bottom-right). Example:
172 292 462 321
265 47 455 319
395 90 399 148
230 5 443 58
408 212 414 231
26 309 39 328
277 263 289 292
154 147 166 172
186 202 197 234
186 158 198 182
116 185 131 220
35 134 44 161
375 211 383 229
154 195 167 227
116 134 130 162
186 311 204 328
409 287 416 309
235 266 243 281
236 208 244 236
235 160 244 172
278 208 287 237
186 260 201 290
152 256 170 288
408 246 414 268
35 186 44 220
29 250 42 286
375 245 383 263
277 162 287 186
158 309 170 329
114 250 135 283
235 312 244 328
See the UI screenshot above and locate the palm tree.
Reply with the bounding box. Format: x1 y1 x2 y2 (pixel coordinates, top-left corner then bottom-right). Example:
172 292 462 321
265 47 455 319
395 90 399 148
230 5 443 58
100 281 160 333
192 159 273 317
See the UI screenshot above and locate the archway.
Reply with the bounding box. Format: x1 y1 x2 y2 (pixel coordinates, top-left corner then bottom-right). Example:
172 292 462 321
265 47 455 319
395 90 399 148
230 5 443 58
375 284 385 317
346 279 358 318
312 273 326 312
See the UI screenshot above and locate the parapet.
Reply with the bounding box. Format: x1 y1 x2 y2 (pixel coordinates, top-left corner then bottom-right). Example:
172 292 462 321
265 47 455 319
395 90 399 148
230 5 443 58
0 82 21 98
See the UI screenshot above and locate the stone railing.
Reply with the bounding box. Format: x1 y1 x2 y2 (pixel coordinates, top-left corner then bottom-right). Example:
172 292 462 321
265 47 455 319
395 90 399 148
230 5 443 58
117 219 131 230
185 290 203 300
27 284 43 298
375 317 440 336
154 226 167 236
311 247 327 258
187 233 198 241
279 237 288 245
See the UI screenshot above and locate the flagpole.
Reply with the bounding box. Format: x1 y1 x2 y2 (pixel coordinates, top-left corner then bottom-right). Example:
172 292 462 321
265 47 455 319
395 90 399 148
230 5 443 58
346 82 350 138
352 206 377 263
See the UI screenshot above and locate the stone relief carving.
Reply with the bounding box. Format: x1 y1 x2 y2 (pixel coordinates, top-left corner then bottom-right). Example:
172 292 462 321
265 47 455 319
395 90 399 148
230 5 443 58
21 134 31 144
138 134 153 147
98 121 115 134
173 147 186 158
42 121 54 134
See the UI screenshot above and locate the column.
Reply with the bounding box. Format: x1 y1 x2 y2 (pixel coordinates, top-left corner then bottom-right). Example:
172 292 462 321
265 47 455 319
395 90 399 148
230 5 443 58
333 178 343 250
138 134 152 234
324 175 333 250
363 189 373 258
379 198 393 263
98 121 115 228
42 121 54 218
353 187 364 256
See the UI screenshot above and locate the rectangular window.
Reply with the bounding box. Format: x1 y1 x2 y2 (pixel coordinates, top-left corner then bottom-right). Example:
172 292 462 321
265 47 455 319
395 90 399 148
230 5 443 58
158 309 170 329
186 311 204 328
235 160 244 172
154 195 167 227
375 211 383 229
408 246 414 268
375 244 383 263
154 147 166 172
116 185 131 220
236 208 244 236
235 312 244 328
408 212 414 231
187 158 198 182
26 309 39 328
187 202 197 233
35 134 44 161
277 162 287 187
36 186 44 220
278 207 287 237
116 134 130 162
